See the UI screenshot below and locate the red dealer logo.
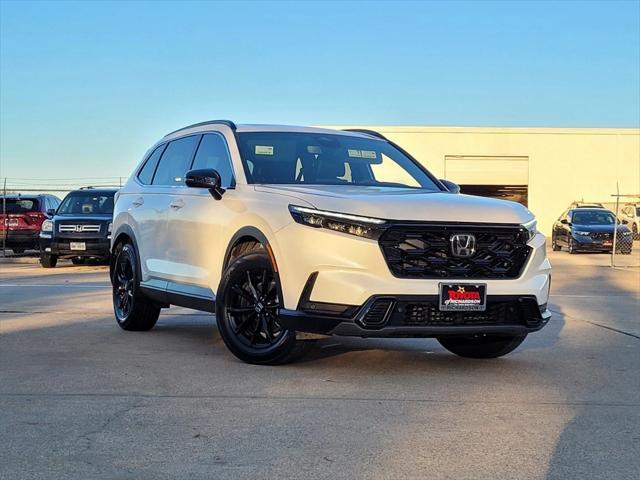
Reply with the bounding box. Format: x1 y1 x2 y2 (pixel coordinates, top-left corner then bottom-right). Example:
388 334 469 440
447 286 480 301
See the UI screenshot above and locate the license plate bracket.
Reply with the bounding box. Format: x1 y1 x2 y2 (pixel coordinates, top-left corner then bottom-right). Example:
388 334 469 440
439 283 487 311
70 242 86 251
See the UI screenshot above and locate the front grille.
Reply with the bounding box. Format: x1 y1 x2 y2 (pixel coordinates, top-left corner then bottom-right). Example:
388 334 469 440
382 297 543 329
589 232 612 240
379 224 531 279
59 224 101 233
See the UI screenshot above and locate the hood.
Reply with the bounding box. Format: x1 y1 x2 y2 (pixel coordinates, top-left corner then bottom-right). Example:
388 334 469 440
255 185 534 224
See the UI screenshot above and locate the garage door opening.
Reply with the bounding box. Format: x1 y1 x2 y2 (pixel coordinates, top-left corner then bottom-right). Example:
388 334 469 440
444 156 529 207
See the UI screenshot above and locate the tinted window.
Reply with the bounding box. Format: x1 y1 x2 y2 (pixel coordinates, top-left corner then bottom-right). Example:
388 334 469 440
236 132 441 190
152 136 200 186
2 198 39 213
58 192 115 215
138 144 166 185
191 134 234 187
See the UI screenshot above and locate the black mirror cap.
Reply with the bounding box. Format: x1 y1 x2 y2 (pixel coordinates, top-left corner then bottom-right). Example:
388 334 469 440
439 179 461 194
46 208 56 216
185 169 225 200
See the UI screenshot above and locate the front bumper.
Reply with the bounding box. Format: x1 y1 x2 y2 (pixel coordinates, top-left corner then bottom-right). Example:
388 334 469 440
272 222 552 311
40 236 111 258
279 294 551 337
572 235 633 252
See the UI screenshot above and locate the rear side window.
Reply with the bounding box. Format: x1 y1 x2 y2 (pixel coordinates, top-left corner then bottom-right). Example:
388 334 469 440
191 134 234 187
152 136 200 186
138 144 166 185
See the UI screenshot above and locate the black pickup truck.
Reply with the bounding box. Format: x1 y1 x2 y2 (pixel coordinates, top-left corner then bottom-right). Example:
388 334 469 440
39 188 117 268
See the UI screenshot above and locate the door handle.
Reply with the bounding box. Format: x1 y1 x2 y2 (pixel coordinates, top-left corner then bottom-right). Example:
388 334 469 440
170 199 184 210
132 197 144 208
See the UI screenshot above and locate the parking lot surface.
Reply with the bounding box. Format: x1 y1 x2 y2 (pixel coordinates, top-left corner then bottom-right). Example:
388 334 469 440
1 250 639 480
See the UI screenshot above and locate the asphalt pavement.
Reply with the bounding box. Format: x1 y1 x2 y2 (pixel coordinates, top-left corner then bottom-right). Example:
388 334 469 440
1 250 639 480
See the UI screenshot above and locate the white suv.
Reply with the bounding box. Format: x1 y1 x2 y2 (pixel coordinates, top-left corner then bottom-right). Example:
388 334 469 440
110 121 551 364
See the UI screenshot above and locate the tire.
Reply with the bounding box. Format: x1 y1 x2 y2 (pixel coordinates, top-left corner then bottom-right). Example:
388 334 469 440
568 238 577 254
551 236 561 251
111 241 160 331
437 334 527 359
71 257 86 265
216 244 313 365
39 254 58 268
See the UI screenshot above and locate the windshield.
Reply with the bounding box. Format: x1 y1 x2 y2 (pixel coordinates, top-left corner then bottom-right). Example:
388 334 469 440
572 210 615 225
236 132 442 190
58 192 115 215
1 198 39 213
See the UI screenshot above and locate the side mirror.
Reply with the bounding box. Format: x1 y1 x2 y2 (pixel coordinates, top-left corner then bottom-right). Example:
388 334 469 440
46 208 56 216
621 219 628 224
185 169 225 200
439 179 460 194
560 219 570 225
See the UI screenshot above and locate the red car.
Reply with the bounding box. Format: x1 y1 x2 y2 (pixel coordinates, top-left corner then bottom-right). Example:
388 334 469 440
1 194 61 254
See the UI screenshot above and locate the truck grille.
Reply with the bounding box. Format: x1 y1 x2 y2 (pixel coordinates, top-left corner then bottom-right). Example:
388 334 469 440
59 224 101 233
378 224 531 279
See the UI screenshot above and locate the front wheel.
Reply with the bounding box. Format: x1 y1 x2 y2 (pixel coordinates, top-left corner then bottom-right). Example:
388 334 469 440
40 254 57 268
551 236 561 251
437 334 527 359
216 246 313 365
111 242 160 331
568 238 577 254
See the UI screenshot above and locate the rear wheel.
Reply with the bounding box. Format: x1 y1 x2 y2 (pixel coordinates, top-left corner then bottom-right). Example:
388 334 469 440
437 334 527 359
111 242 160 331
216 245 313 365
39 254 57 268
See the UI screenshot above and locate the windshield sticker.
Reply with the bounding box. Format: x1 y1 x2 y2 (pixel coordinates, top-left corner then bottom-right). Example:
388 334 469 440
255 145 274 155
348 149 377 159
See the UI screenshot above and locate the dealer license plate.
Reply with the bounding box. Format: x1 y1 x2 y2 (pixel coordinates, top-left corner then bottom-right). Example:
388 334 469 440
439 283 487 311
70 242 86 251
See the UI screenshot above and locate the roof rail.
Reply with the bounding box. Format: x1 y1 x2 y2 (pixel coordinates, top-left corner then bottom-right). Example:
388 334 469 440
342 128 387 140
164 120 237 138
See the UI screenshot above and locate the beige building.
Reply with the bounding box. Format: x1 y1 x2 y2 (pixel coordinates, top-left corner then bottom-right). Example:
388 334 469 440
331 126 640 234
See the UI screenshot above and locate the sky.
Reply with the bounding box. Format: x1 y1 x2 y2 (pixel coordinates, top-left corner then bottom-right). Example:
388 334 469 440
1 0 639 185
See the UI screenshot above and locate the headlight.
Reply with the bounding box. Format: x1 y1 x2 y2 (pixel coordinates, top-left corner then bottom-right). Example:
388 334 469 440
574 230 591 236
289 205 387 239
621 231 632 236
521 218 537 241
41 220 53 232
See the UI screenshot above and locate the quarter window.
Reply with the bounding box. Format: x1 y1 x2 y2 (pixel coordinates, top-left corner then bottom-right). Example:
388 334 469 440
191 134 234 187
152 136 200 186
138 144 166 185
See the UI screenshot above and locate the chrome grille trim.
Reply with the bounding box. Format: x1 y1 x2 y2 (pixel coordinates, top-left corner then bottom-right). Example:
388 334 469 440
59 224 101 233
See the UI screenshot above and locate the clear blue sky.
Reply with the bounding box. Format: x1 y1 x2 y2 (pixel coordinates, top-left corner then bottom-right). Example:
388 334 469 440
1 0 639 183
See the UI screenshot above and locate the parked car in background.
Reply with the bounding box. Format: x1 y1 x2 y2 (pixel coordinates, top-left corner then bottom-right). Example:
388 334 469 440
619 204 640 239
0 194 60 254
568 202 604 209
39 188 117 267
552 207 633 254
109 120 551 365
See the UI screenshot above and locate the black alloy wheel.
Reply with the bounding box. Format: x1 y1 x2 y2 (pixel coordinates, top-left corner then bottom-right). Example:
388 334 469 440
216 246 313 365
111 242 159 331
113 249 135 320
